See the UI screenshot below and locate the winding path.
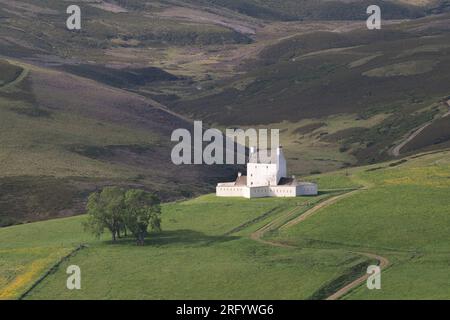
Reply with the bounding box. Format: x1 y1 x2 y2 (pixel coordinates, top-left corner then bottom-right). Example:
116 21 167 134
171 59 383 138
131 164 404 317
326 251 389 300
0 65 29 91
280 190 360 230
250 206 300 248
391 100 450 157
250 180 390 300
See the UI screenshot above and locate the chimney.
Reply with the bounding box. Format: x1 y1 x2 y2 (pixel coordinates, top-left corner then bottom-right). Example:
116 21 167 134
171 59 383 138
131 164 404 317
276 145 283 156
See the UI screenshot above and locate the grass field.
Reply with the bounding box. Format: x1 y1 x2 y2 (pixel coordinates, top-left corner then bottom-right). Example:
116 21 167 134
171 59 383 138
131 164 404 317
267 150 450 299
0 194 371 300
1 150 449 299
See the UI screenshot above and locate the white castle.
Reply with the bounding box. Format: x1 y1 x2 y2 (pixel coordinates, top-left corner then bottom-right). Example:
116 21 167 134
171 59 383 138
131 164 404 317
216 146 318 198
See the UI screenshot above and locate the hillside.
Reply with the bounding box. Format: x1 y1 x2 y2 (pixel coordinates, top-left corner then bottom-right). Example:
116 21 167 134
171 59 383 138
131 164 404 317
182 0 445 20
0 59 237 227
0 0 449 302
173 13 450 172
1 1 449 231
0 149 449 299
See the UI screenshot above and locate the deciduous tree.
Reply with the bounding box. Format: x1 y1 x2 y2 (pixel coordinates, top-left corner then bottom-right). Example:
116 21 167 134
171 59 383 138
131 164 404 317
124 189 161 246
84 187 125 242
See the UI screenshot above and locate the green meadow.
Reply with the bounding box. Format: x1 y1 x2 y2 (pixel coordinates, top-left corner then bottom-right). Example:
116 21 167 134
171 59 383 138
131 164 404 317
268 150 450 299
1 150 449 299
0 194 369 300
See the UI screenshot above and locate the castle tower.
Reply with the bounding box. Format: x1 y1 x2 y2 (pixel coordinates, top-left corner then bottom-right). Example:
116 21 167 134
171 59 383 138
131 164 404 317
246 146 285 187
276 146 287 183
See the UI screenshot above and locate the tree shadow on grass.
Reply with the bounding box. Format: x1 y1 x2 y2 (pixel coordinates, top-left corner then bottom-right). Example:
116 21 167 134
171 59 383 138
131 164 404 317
108 229 239 247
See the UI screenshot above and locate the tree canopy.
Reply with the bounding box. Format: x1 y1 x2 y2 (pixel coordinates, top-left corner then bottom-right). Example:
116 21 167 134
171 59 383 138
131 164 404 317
84 187 161 245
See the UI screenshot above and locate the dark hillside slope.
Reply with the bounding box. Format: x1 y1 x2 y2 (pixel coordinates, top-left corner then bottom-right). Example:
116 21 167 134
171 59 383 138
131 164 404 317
172 14 450 164
58 64 179 89
0 60 237 227
175 21 450 124
182 0 440 20
402 116 450 153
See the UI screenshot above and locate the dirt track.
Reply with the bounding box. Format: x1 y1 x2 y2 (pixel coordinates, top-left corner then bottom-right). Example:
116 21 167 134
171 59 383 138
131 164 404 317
250 206 300 248
250 181 390 300
0 64 29 90
391 100 450 157
326 251 389 300
280 190 360 230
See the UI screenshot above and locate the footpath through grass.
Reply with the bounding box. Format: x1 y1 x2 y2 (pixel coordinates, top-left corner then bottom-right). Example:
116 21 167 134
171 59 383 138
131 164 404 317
2 151 449 299
0 194 368 299
267 151 450 299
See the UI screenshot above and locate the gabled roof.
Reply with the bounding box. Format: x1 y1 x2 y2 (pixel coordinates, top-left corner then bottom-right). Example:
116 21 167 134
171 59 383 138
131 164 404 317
278 177 296 185
235 175 247 186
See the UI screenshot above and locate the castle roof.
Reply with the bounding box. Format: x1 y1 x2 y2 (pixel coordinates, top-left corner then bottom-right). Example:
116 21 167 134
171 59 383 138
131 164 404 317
248 147 282 164
235 175 247 186
278 177 296 185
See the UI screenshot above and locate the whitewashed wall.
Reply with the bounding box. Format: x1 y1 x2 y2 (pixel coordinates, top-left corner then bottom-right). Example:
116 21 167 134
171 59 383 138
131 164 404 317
296 184 318 196
216 186 244 197
247 163 278 186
